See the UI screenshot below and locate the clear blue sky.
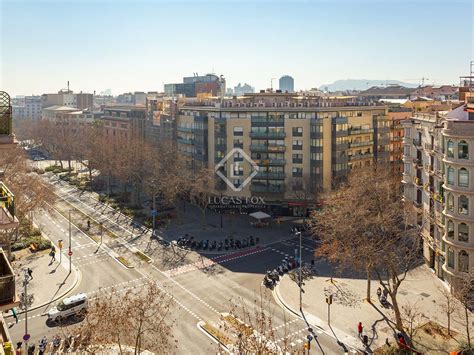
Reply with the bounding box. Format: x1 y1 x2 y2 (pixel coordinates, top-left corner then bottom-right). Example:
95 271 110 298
1 0 473 96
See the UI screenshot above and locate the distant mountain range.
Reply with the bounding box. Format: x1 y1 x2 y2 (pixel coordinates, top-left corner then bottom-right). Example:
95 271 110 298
319 79 419 92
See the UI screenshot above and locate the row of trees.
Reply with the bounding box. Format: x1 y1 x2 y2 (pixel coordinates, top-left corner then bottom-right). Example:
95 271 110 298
0 146 56 257
15 119 214 221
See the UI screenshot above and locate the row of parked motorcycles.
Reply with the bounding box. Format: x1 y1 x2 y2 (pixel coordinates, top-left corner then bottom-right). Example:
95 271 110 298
263 257 300 289
174 235 259 251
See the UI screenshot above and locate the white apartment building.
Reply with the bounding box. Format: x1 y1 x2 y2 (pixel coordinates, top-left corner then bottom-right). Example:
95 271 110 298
402 96 474 291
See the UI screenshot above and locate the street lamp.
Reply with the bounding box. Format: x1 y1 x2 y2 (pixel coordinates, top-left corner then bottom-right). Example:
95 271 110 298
68 210 72 274
295 230 303 312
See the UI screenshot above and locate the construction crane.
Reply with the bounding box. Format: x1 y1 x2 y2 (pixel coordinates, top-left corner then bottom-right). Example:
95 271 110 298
405 77 430 86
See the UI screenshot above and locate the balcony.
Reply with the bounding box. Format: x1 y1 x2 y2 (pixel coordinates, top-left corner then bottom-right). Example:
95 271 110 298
349 140 373 148
414 176 423 186
0 248 18 311
177 137 194 145
177 126 193 133
349 128 374 135
424 143 433 151
413 158 423 167
391 136 404 142
250 144 286 153
413 139 422 148
250 184 286 193
349 153 373 161
250 131 286 139
254 159 286 166
255 172 286 180
0 182 18 230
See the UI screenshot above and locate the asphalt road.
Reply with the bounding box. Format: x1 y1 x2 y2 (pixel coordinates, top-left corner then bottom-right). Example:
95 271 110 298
8 171 352 354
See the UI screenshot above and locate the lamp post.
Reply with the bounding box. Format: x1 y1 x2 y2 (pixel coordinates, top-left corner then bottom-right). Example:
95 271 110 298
68 210 72 274
23 269 29 353
295 230 303 312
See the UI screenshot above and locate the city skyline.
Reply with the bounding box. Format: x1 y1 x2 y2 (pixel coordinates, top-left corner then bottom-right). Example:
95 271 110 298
1 0 473 96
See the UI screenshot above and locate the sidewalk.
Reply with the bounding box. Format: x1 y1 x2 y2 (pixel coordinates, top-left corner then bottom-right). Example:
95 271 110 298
275 264 467 352
9 248 80 315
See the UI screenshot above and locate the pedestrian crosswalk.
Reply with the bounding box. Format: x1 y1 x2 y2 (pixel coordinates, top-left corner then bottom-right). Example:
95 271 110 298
164 246 268 277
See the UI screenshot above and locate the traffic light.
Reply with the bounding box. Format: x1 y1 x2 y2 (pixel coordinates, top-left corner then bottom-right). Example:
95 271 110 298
304 341 311 350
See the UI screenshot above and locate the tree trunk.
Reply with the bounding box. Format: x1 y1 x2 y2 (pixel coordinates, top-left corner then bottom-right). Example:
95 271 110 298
68 159 71 172
391 291 404 332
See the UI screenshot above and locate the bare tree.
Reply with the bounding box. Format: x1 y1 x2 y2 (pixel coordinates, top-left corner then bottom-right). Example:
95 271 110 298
67 282 176 354
440 287 457 336
311 164 420 333
454 270 473 349
224 290 293 353
0 146 56 257
401 302 424 340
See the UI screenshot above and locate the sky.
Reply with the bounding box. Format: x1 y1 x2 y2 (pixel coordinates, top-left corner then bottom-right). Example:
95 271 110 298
1 0 473 96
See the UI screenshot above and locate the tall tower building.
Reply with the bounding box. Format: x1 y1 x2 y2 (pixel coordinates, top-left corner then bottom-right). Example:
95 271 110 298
279 75 294 92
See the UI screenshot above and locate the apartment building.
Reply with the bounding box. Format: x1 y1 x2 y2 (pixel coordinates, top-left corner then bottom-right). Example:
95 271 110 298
402 94 474 290
101 105 146 140
42 90 94 110
42 105 94 123
12 96 42 120
176 92 389 215
388 108 412 171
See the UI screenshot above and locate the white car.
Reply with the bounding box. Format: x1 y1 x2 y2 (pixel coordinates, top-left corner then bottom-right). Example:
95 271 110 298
48 293 88 322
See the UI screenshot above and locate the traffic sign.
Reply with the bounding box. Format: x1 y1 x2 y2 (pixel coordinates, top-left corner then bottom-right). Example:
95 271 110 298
23 334 30 342
151 209 158 217
307 334 313 342
58 240 63 249
68 250 73 256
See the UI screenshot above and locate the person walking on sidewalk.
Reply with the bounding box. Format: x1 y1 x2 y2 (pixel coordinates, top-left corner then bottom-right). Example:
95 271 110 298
376 287 382 300
27 268 33 280
49 246 56 263
11 307 18 323
358 322 363 338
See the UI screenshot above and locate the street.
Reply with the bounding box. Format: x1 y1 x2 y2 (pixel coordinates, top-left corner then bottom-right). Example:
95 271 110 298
7 172 352 354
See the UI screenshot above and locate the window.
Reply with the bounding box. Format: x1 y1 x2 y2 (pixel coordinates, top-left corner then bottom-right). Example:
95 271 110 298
233 127 243 136
447 193 454 211
292 127 303 136
233 139 243 148
459 140 469 159
459 195 469 215
293 140 303 150
311 139 323 147
292 167 303 177
447 166 454 185
459 250 469 272
447 220 454 238
311 152 323 161
292 153 303 164
459 168 469 187
447 247 454 268
458 223 469 242
447 140 454 158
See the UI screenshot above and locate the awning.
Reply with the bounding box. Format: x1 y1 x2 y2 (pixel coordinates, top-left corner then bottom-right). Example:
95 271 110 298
249 211 271 220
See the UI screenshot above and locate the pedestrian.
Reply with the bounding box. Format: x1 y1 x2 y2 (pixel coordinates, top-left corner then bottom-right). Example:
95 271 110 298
87 219 91 230
376 287 382 300
11 307 18 323
362 334 369 346
383 288 388 298
357 322 363 338
49 246 56 262
27 268 33 280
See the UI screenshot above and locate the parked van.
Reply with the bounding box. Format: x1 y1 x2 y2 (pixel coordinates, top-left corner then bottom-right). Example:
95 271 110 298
47 293 88 322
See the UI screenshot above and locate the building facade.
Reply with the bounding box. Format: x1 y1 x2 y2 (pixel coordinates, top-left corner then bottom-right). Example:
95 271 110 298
176 92 389 215
279 75 294 92
402 96 474 291
165 74 226 98
12 96 42 120
42 106 94 123
101 106 146 140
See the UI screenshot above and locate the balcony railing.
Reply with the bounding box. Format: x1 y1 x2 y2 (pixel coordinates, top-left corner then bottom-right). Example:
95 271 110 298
250 184 286 193
250 131 286 139
177 137 194 145
0 182 18 230
255 172 286 179
349 153 374 161
177 126 193 133
254 159 286 166
348 128 374 135
414 176 423 186
349 140 373 148
250 145 286 152
424 143 433 151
